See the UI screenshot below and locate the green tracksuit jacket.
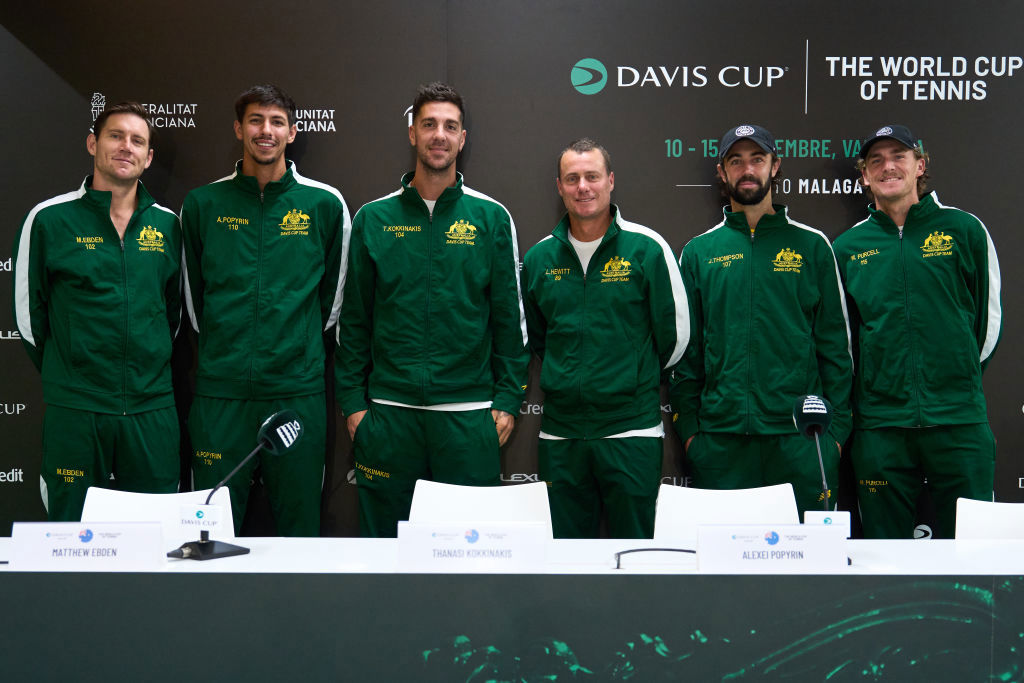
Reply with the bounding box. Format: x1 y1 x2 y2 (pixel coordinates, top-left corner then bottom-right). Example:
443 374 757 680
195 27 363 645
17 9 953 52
522 206 690 438
672 204 853 445
832 192 1001 428
12 177 181 414
335 172 528 416
181 161 350 399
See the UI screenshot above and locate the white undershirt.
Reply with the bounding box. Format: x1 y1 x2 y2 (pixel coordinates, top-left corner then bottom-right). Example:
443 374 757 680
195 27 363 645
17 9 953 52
539 424 666 440
568 231 602 272
372 398 492 412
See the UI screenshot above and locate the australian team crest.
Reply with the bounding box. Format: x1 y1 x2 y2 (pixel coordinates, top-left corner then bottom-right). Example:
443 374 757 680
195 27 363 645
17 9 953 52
136 225 165 252
772 247 803 272
600 255 632 282
446 219 477 245
280 208 311 236
921 230 954 257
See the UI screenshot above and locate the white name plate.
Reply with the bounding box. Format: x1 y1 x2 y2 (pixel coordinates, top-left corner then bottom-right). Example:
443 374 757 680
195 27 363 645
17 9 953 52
11 522 163 571
397 521 548 573
697 524 847 573
175 504 228 545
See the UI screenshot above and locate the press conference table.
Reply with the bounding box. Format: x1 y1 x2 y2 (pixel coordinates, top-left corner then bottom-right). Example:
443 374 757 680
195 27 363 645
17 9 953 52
4 536 1024 573
2 538 1022 681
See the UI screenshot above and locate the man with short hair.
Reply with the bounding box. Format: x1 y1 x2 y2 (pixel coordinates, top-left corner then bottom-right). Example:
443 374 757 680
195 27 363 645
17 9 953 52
13 102 182 520
672 124 853 515
833 125 1001 539
336 82 528 537
522 138 689 538
181 84 351 536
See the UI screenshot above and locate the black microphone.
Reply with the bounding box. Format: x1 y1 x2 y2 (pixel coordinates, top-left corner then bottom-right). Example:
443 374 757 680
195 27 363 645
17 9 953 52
792 395 833 511
256 409 304 456
792 395 832 439
169 410 304 561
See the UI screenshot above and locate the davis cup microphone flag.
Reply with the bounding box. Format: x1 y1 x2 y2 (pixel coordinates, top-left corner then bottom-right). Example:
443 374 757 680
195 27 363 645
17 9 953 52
793 395 833 439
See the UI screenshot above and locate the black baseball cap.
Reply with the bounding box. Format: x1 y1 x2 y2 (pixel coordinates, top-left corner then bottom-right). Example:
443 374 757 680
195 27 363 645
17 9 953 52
718 124 777 161
859 124 919 159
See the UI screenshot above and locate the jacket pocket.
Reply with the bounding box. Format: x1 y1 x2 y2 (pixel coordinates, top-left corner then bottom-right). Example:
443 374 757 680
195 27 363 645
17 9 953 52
858 333 912 403
918 324 981 396
258 301 321 378
126 301 173 391
69 309 120 390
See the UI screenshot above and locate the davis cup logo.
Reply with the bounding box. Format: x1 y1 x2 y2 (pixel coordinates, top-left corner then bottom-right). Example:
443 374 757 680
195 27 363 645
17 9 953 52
876 126 893 136
572 58 608 95
736 125 756 136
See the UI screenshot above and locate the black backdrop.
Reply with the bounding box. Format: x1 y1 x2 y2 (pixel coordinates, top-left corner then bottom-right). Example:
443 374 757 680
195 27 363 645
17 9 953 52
1 1 1021 535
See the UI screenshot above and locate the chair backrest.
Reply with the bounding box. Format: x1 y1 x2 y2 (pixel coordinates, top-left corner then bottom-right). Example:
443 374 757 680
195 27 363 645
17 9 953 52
80 487 234 547
653 483 800 545
955 497 1024 539
408 480 552 538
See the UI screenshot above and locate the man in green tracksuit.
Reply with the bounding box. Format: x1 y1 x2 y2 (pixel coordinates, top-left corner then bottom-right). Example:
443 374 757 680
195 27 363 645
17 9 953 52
181 85 350 536
672 124 853 515
13 102 182 521
522 138 689 538
833 125 1001 539
335 82 528 538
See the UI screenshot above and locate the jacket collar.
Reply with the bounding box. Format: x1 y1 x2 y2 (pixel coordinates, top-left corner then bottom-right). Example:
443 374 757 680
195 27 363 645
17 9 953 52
80 175 155 214
229 159 297 195
721 203 790 232
866 190 938 229
552 204 622 244
400 171 465 210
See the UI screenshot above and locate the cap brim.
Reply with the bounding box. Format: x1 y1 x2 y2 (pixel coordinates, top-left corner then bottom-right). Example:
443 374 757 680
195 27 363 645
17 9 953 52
859 135 915 159
720 137 774 161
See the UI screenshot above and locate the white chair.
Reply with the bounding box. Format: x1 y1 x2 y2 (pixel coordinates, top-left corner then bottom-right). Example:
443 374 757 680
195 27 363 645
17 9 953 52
653 483 800 546
955 497 1024 539
80 487 234 548
407 480 553 538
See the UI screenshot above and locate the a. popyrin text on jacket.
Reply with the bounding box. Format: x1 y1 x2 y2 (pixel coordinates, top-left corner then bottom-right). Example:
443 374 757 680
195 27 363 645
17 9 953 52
181 160 351 399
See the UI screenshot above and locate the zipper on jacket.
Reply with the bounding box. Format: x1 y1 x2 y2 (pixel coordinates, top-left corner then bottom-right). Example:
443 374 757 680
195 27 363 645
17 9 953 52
744 231 755 434
251 191 266 395
119 235 129 415
422 206 434 404
897 227 922 425
577 249 589 433
574 232 606 439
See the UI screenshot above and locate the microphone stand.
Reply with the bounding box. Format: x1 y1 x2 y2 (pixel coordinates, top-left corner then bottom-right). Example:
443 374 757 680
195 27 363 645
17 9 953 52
205 440 267 505
167 440 267 561
812 429 830 512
